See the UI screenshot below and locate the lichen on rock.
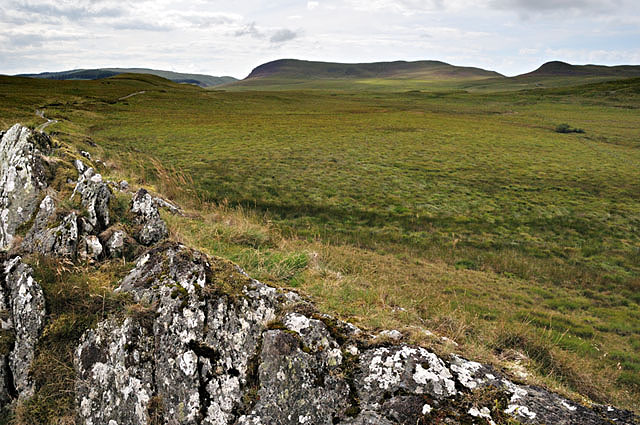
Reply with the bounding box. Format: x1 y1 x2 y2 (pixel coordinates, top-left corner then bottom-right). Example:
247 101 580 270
0 125 52 250
131 188 168 246
0 255 46 405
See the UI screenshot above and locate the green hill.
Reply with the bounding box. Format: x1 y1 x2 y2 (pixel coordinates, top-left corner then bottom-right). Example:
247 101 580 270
523 61 640 78
462 61 640 92
223 59 504 91
17 67 237 88
245 58 503 79
1 71 640 414
223 59 640 92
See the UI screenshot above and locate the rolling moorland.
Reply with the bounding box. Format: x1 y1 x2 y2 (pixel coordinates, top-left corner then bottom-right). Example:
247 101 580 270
0 60 639 420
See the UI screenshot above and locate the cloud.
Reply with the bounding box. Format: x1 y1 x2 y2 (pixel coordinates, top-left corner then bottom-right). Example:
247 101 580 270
307 1 319 10
110 19 173 32
270 28 298 43
490 0 620 13
11 0 127 21
347 0 444 15
235 22 262 38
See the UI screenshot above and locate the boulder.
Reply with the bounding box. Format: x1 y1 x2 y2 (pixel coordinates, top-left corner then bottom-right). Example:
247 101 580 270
0 125 51 249
0 256 46 406
131 188 168 245
72 168 111 233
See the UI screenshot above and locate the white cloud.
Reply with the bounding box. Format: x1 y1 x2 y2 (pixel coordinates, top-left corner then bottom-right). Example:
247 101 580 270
270 28 299 43
307 1 319 10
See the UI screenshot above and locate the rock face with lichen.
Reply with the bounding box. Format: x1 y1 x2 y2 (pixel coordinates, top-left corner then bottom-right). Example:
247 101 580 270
0 254 46 404
0 124 638 425
0 124 51 250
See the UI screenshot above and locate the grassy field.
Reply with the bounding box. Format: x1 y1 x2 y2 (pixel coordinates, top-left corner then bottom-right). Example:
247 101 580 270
1 73 639 414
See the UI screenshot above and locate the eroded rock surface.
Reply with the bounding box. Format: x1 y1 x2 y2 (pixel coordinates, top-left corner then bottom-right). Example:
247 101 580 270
0 256 46 405
131 188 168 246
75 241 639 425
0 125 51 249
72 167 111 234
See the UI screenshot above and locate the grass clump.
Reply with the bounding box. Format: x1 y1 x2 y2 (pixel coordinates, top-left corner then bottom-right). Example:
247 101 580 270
555 123 585 133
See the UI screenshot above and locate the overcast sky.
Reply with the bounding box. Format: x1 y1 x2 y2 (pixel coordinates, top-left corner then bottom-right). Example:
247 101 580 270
1 0 639 78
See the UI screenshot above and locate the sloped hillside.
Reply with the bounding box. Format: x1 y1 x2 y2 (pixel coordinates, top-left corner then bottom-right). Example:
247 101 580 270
0 124 637 424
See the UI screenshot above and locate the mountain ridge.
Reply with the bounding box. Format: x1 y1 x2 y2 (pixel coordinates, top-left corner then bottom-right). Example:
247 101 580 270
17 67 237 88
521 61 640 78
244 58 505 80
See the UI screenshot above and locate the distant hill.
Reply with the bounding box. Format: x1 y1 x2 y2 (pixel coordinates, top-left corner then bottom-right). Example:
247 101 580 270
244 59 504 80
18 68 237 88
521 61 640 78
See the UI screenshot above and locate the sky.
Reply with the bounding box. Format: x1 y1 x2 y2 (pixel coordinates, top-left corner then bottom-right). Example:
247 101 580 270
1 0 639 78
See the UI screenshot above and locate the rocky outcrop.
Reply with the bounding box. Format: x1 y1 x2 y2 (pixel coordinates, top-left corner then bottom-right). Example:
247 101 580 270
74 242 638 425
0 255 46 404
0 124 637 424
0 124 51 249
71 167 111 234
131 188 168 245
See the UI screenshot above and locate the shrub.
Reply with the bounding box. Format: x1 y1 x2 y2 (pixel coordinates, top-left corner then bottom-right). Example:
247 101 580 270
555 123 585 134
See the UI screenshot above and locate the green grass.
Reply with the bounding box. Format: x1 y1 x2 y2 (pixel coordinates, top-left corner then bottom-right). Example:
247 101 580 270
1 74 639 411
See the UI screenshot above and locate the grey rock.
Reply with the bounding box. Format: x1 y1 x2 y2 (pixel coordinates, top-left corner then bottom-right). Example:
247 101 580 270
77 242 286 425
449 355 639 425
131 188 168 245
22 196 79 258
0 256 46 404
375 329 403 341
73 241 639 425
239 329 350 425
73 159 86 174
77 235 103 261
342 411 394 425
75 317 155 425
0 124 51 250
105 229 126 258
356 345 457 408
80 150 91 160
119 180 129 191
72 168 111 232
153 196 182 215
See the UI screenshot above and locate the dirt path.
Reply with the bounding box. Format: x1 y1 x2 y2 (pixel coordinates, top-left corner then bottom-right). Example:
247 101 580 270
34 89 145 132
118 90 146 101
35 110 58 132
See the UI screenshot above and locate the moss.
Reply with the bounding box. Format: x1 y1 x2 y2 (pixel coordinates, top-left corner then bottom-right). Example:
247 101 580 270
430 386 522 425
109 191 135 228
204 256 254 297
147 395 165 425
125 302 157 333
14 198 43 237
0 329 15 357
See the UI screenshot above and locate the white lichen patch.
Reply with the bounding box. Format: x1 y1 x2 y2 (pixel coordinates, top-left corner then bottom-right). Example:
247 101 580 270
285 313 312 334
450 355 484 390
179 350 198 376
363 346 456 399
505 404 537 420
